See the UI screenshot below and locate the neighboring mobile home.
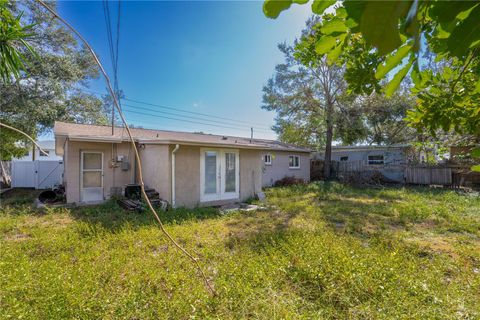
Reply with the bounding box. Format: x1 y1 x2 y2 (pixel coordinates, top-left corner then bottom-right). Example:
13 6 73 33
313 144 411 182
54 122 310 208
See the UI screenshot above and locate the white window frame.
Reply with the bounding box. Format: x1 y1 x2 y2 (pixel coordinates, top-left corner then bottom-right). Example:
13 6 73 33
200 148 239 202
264 154 272 165
368 154 384 165
289 155 300 169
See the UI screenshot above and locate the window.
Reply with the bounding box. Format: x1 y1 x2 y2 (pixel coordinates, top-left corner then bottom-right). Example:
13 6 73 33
264 154 272 165
368 155 384 165
289 155 300 169
39 150 50 157
340 156 349 161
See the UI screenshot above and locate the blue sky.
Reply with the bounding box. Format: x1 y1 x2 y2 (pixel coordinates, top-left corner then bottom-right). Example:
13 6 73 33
55 1 312 139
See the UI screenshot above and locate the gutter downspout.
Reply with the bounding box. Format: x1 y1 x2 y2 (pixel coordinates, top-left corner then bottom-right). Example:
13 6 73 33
171 144 180 208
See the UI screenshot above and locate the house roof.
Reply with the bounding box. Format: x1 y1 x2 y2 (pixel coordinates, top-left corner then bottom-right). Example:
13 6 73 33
54 121 310 152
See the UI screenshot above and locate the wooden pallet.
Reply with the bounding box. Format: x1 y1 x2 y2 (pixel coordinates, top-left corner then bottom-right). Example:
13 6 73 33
118 199 144 212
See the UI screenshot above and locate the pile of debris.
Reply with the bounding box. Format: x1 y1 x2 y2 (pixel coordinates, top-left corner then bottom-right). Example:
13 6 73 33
36 185 66 207
118 184 168 212
339 171 397 187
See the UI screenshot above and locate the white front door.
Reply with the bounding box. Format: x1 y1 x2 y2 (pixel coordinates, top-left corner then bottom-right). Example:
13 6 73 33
200 148 239 202
80 151 104 202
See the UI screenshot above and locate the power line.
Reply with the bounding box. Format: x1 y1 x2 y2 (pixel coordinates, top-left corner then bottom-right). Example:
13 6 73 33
121 103 271 132
123 97 272 128
103 0 122 133
84 89 273 131
114 0 121 91
122 108 270 132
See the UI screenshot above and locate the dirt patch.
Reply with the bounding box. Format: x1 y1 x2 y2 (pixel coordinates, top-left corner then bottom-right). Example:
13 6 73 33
4 232 31 242
406 235 461 258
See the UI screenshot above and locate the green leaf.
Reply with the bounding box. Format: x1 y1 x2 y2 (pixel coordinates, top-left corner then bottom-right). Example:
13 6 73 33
447 4 480 58
410 61 421 87
471 147 480 158
293 0 309 3
263 0 292 18
475 79 480 93
321 19 348 35
336 7 347 19
315 36 337 54
429 1 478 26
326 42 343 65
375 44 412 79
385 58 413 97
311 0 335 15
471 164 480 172
360 1 412 55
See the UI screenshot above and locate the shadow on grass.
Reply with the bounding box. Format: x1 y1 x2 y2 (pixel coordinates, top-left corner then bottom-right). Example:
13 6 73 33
266 182 480 240
69 200 223 233
0 188 42 208
223 207 300 251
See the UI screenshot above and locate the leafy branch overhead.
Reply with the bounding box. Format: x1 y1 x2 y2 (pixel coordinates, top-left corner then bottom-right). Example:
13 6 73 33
0 1 37 83
263 0 480 95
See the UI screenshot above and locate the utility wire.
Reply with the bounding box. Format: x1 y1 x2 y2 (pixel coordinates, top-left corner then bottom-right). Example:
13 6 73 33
83 89 273 130
122 108 271 132
103 0 122 131
122 103 272 132
36 0 216 295
124 96 272 128
114 0 121 93
83 90 272 132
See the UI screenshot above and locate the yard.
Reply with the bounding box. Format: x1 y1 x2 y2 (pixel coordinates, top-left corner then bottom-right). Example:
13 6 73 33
1 183 479 319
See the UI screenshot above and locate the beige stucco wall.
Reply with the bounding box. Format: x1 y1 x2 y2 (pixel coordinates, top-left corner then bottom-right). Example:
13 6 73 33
261 151 310 187
173 146 263 208
63 139 274 207
64 140 135 203
239 149 263 200
173 145 201 208
139 144 171 202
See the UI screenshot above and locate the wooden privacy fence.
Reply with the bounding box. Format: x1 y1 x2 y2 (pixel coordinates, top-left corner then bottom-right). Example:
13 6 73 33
405 166 452 185
311 159 463 186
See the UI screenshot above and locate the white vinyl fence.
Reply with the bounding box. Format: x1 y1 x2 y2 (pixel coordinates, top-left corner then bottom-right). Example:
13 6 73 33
12 160 64 189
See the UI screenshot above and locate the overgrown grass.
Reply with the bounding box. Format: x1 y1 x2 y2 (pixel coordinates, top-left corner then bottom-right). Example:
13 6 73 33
1 183 479 319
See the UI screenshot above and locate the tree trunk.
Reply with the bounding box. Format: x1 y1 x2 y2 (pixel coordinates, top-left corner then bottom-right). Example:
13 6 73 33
323 101 334 179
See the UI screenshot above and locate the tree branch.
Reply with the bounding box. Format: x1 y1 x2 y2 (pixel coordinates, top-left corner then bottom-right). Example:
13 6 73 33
0 122 48 156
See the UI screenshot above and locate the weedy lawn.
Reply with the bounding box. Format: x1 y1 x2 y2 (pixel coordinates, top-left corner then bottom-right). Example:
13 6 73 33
1 183 479 319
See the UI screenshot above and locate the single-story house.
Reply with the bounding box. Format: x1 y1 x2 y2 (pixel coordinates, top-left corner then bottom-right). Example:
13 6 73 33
54 121 310 208
313 144 411 182
261 150 310 186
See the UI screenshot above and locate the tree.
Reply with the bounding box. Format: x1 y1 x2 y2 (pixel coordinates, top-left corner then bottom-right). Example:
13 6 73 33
263 1 480 134
0 1 108 160
262 35 346 178
264 0 480 170
360 91 416 145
